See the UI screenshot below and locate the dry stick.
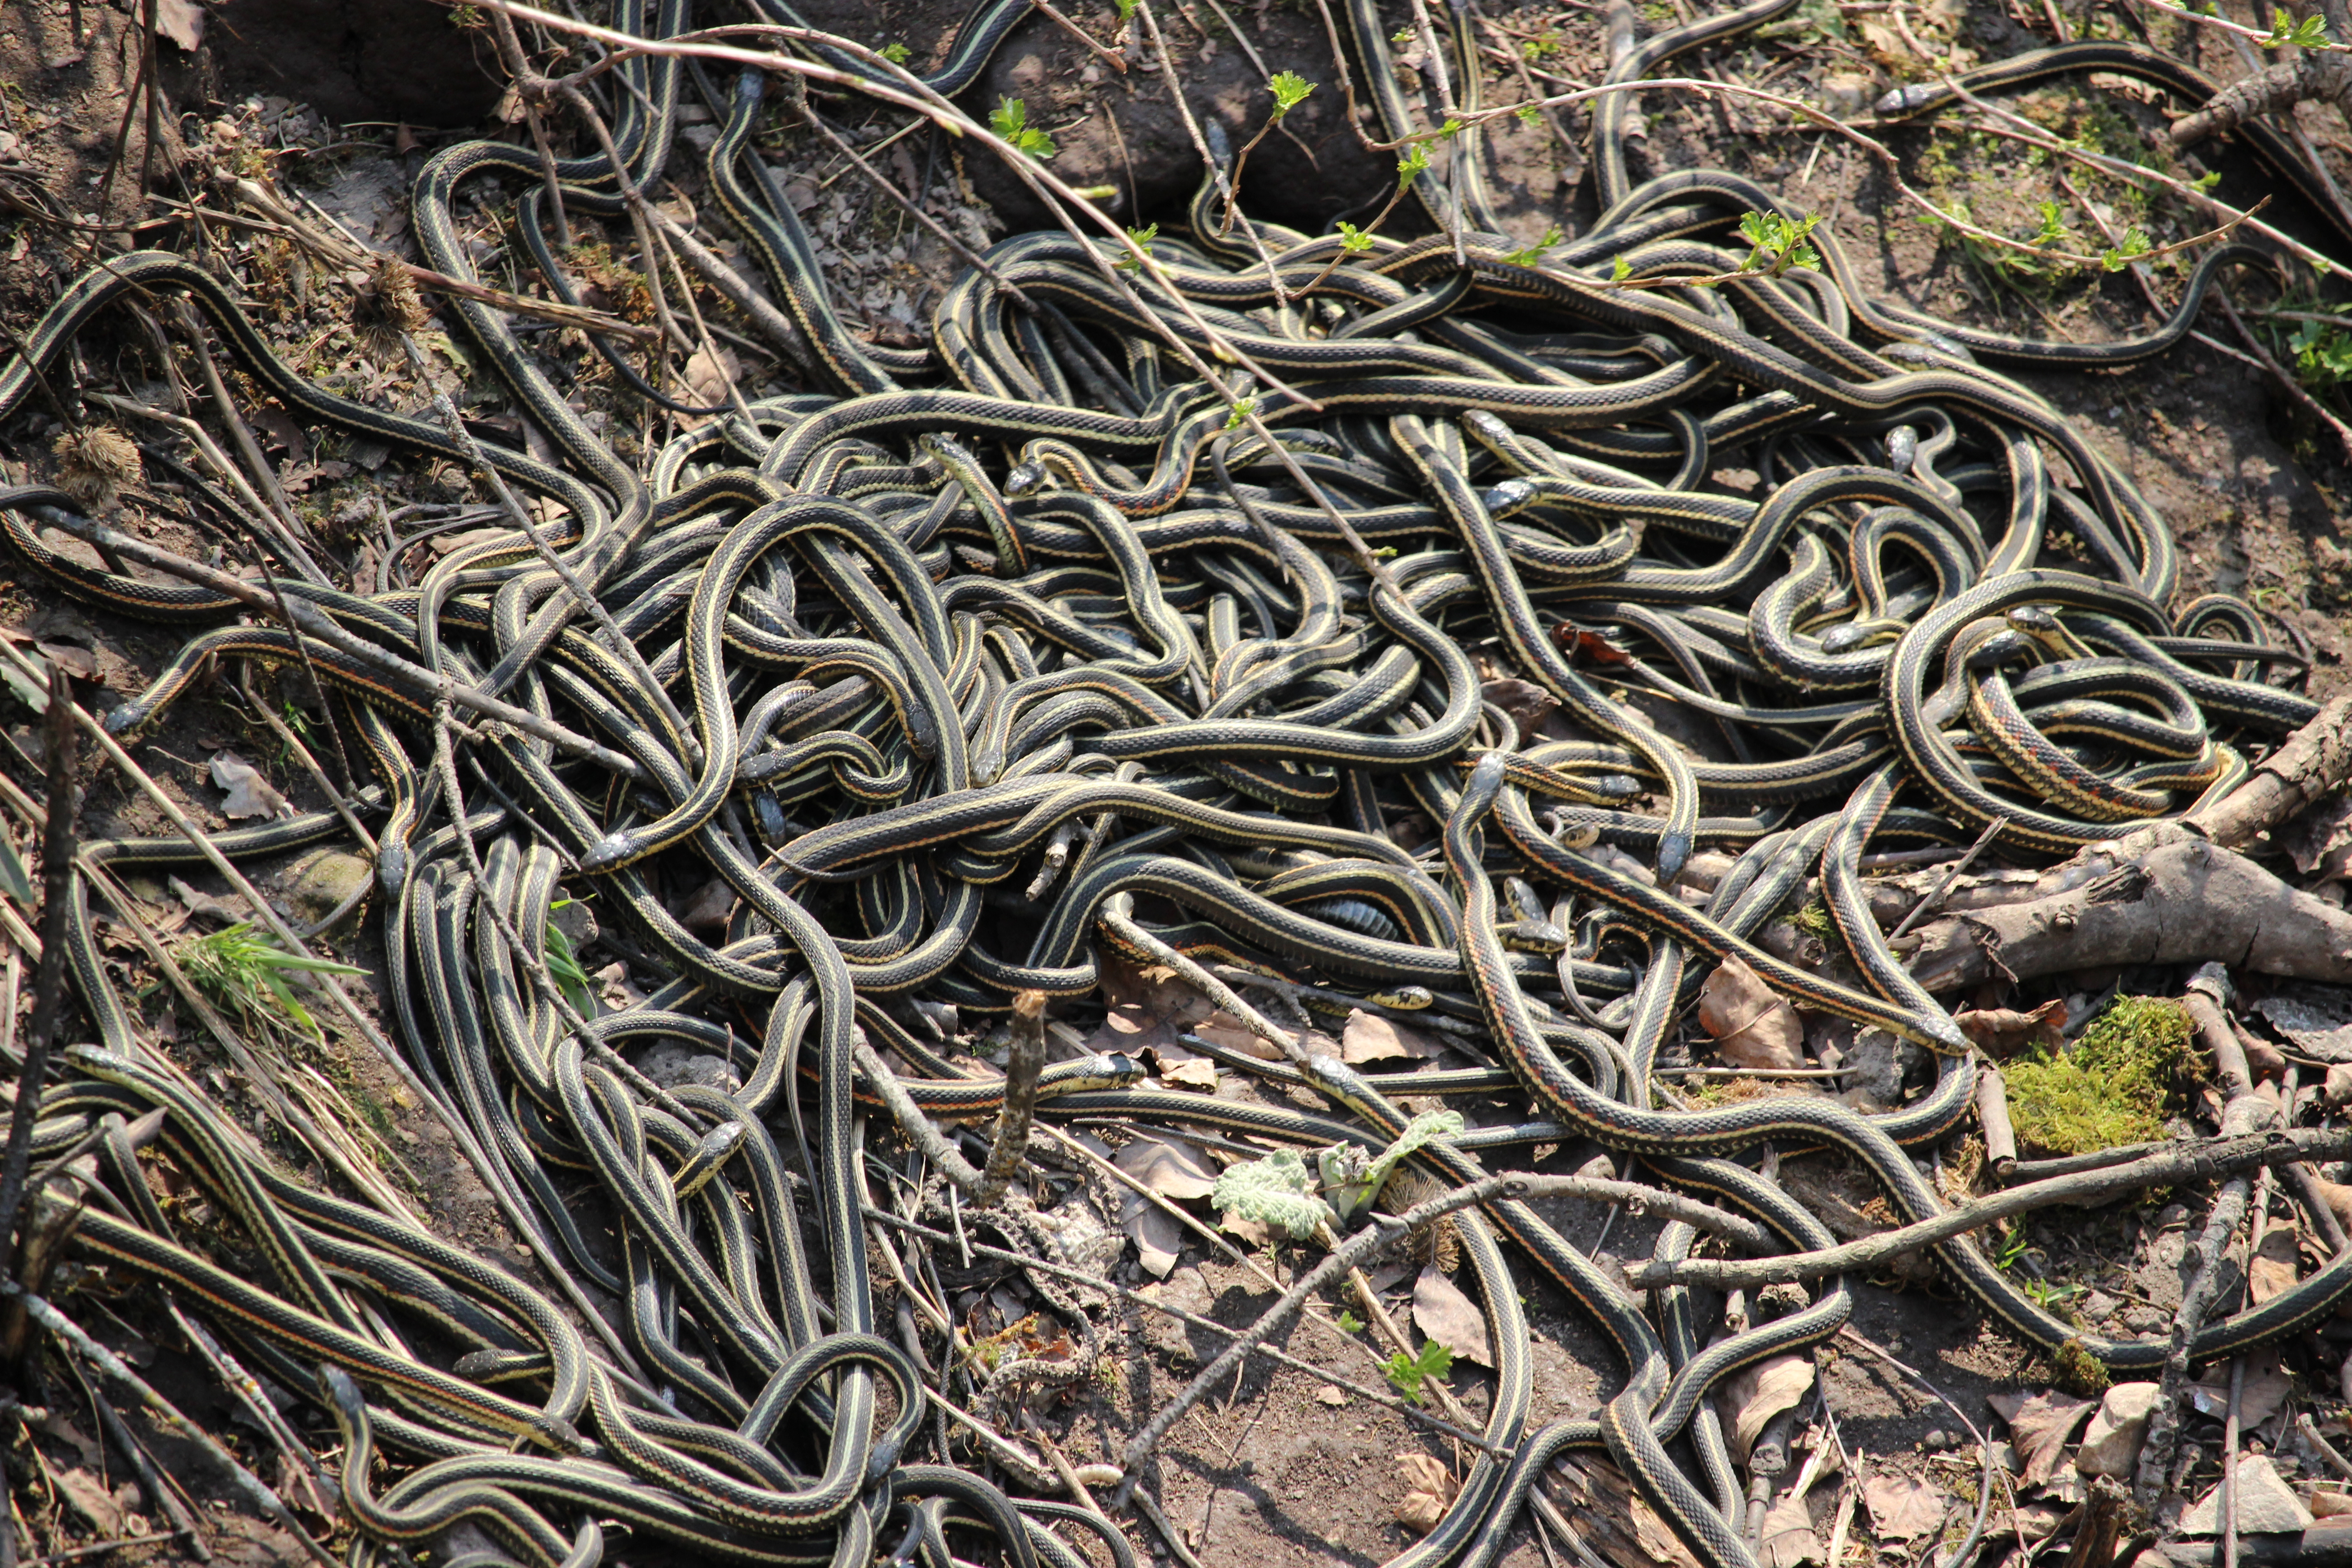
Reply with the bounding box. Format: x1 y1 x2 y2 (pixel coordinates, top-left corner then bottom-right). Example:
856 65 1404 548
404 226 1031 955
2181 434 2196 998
174 305 318 563
234 666 377 856
83 1381 208 1562
856 1041 989 1191
1834 1328 2001 1568
2190 689 2352 850
636 201 819 374
21 506 646 778
81 393 297 565
165 1300 334 1518
1133 0 1290 307
973 991 1047 1207
1622 1122 2352 1289
0 667 76 1286
4 1284 342 1568
1029 0 1130 70
1099 904 1306 1064
2216 287 2352 464
2134 1087 2265 1508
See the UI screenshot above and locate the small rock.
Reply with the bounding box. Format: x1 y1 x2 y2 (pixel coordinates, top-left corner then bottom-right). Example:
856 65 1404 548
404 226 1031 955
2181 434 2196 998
1818 71 1874 113
552 895 597 950
1922 1428 1950 1452
2327 1062 2352 1108
2076 1382 2161 1479
2122 1304 2166 1333
283 849 373 930
2178 1455 2313 1535
635 1042 740 1094
2079 1290 2119 1323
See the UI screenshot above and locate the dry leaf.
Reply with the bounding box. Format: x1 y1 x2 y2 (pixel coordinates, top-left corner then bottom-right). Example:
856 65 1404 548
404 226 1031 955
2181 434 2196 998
52 1468 123 1536
1988 1388 2096 1487
1123 1201 1184 1278
34 642 94 681
1160 1058 1218 1091
1697 957 1805 1070
1861 1473 1945 1542
1759 1489 1824 1568
1343 1008 1446 1063
2249 1220 2300 1304
1193 1012 1294 1059
1394 1452 1460 1535
682 344 741 418
1955 999 2066 1057
153 0 206 49
169 875 248 926
2190 1348 2289 1427
209 750 294 820
1481 677 1558 745
1411 1264 1492 1367
2312 1490 2352 1519
1722 1355 1813 1463
1114 1136 1215 1278
1314 1383 1348 1406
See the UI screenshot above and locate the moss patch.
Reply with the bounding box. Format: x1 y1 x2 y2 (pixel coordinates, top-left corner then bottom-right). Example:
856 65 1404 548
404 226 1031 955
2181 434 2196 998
2003 996 2195 1156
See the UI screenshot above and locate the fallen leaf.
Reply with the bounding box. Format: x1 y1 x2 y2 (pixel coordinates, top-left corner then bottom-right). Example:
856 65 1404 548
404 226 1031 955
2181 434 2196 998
250 403 310 464
34 642 94 681
278 1451 338 1525
2313 1490 2352 1519
1393 1452 1459 1535
1411 1264 1492 1367
1861 1473 1945 1542
153 0 205 49
1123 1200 1184 1278
1343 1008 1446 1063
1988 1387 2096 1487
1722 1355 1813 1464
676 878 736 931
2248 1220 2300 1305
1315 1384 1349 1406
1113 1135 1217 1200
2190 1348 2289 1428
1955 999 2067 1058
682 344 741 421
1193 1011 1291 1060
1759 1488 1824 1568
209 750 293 820
51 1468 123 1536
1481 677 1558 745
1697 956 1805 1070
1160 1058 1218 1091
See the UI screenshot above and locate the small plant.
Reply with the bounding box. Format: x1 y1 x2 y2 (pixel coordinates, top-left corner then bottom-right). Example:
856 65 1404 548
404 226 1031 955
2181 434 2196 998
2050 1338 2111 1397
1502 225 1563 267
447 3 487 26
1334 1309 1366 1333
877 41 912 63
1216 73 1318 233
1222 394 1260 432
1210 1146 1332 1238
176 922 366 1042
544 900 596 1017
990 97 1056 161
1735 209 1823 275
1115 222 1160 270
1114 0 1140 23
2004 995 2195 1155
2260 7 2329 46
1384 1340 1453 1405
2098 227 2153 271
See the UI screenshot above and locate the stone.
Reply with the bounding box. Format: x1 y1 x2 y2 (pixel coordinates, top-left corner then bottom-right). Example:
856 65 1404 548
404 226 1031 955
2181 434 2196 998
2177 1456 2314 1535
635 1042 740 1094
2076 1382 2161 1479
283 849 372 931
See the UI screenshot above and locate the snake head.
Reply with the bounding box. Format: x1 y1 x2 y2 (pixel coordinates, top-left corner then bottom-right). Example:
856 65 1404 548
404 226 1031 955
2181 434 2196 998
1483 478 1536 519
1655 828 1692 884
1883 425 1919 475
1003 462 1047 499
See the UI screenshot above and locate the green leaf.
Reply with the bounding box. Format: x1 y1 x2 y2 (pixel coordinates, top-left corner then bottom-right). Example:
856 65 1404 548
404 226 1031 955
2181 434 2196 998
1338 220 1375 253
1322 1110 1466 1225
1610 253 1632 282
1392 24 1416 42
2190 169 2222 192
1516 103 1541 127
990 97 1057 160
1269 70 1316 114
1501 225 1563 267
1383 1339 1454 1404
1116 222 1160 270
0 833 31 906
1438 117 1464 138
878 41 912 63
1334 1309 1366 1333
1396 142 1430 188
2260 5 2329 44
1210 1147 1335 1239
1115 0 1139 19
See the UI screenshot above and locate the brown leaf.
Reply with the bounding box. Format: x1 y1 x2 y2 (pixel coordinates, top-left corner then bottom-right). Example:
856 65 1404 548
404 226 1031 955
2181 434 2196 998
1759 1488 1824 1568
169 875 248 926
1314 1383 1348 1406
52 1468 123 1536
1861 1473 1945 1542
1955 999 2067 1058
1393 1452 1460 1535
209 750 294 820
1411 1264 1492 1367
249 403 310 465
1480 677 1558 745
1343 1008 1446 1063
1987 1387 2095 1487
1115 1135 1216 1200
1160 1058 1218 1091
1194 1012 1290 1060
2190 1348 2289 1427
34 642 94 681
1721 1355 1813 1464
1123 1201 1184 1278
152 0 206 48
1698 957 1805 1070
2248 1220 2300 1305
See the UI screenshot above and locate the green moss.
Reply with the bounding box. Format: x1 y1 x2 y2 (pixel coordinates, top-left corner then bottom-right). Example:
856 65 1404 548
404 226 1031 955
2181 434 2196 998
2050 1338 2111 1398
2004 996 2194 1156
1790 898 1837 941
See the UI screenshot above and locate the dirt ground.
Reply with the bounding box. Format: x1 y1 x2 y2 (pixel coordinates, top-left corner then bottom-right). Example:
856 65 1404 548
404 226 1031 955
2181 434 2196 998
0 0 2348 1566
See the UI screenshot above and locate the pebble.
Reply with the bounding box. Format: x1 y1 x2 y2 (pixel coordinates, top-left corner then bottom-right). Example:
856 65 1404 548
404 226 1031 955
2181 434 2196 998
2178 1455 2314 1535
1922 1429 1950 1452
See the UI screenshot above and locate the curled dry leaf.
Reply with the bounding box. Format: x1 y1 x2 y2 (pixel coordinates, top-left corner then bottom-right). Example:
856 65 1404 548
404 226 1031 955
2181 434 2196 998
1987 1387 2096 1488
1314 1383 1349 1406
1411 1264 1492 1367
2248 1220 2301 1305
1113 1135 1216 1279
1193 1011 1291 1060
1758 1489 1824 1568
1393 1452 1460 1536
1697 956 1805 1070
1955 998 2067 1057
1860 1473 1945 1543
1343 1008 1446 1063
169 875 248 926
1159 1058 1218 1091
52 1468 124 1535
2190 1348 2289 1427
1722 1354 1813 1464
209 750 294 821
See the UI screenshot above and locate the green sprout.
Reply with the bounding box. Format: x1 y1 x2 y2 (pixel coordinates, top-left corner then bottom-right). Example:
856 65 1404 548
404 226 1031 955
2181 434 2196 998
176 922 367 1041
1392 24 1416 42
545 899 596 1017
1397 142 1431 187
1222 395 1260 432
1115 222 1160 270
1611 253 1633 282
1334 1309 1366 1333
1269 70 1315 114
1384 1340 1453 1405
878 41 912 63
2028 200 2067 247
1735 209 1823 275
1516 103 1542 127
2260 7 2330 46
2099 227 2152 271
1339 221 1376 254
990 97 1057 161
1502 225 1563 267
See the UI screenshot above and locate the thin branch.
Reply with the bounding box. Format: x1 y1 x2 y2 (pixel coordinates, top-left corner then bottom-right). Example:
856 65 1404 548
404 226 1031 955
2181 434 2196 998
0 665 77 1285
973 991 1047 1206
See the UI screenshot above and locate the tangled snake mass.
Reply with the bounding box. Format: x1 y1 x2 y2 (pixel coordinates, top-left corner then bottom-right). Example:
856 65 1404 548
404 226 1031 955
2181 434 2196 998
0 0 2342 1566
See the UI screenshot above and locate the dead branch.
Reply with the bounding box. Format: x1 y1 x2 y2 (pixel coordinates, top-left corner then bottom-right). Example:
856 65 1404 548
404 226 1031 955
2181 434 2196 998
2187 692 2352 850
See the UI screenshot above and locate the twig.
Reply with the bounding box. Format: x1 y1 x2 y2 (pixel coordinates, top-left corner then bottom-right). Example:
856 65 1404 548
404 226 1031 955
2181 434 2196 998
5 1284 342 1568
1624 1121 2352 1289
973 991 1046 1206
857 1041 988 1190
1887 814 2004 941
1099 904 1306 1065
1029 0 1129 69
2217 288 2352 464
0 666 77 1285
2188 690 2352 848
166 1300 334 1521
1834 1328 2001 1568
799 107 1032 309
2225 1355 2246 1568
83 1382 208 1561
